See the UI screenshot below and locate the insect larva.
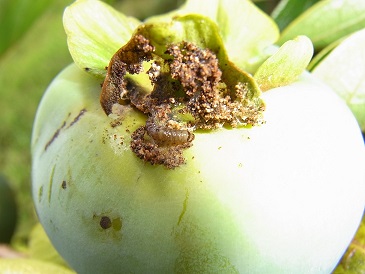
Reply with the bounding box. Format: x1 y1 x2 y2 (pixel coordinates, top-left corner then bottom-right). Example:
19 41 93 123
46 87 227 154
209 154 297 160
146 119 194 146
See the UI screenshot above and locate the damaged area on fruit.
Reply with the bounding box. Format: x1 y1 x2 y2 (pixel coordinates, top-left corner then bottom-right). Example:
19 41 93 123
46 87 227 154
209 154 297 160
100 18 265 168
62 0 271 169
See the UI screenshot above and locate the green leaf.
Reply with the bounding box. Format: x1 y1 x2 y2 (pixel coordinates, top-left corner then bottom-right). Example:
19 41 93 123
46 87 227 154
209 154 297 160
271 0 319 31
147 0 279 73
312 28 365 131
307 37 344 71
278 0 365 51
63 0 140 77
254 35 313 91
0 258 76 274
0 175 17 243
0 0 73 249
28 223 70 269
0 0 52 56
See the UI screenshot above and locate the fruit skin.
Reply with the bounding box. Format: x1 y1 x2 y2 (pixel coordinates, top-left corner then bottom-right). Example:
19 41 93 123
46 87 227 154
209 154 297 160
0 175 17 243
31 64 365 273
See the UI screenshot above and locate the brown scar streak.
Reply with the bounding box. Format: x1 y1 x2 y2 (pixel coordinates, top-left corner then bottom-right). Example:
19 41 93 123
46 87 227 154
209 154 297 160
68 108 87 128
44 109 87 151
45 121 66 151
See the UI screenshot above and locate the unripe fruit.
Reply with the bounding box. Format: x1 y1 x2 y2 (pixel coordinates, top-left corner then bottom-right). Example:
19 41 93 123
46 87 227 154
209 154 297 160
32 64 365 273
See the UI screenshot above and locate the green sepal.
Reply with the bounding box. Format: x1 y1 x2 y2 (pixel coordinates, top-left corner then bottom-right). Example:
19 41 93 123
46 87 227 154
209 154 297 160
63 0 140 78
254 35 313 91
135 14 263 108
147 0 279 73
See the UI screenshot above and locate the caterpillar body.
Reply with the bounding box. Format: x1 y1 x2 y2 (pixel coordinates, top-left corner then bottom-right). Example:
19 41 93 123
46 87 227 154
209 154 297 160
146 119 194 146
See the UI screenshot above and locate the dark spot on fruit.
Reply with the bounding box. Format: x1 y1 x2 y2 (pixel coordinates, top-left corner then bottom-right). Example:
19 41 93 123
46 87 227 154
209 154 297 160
84 67 90 72
61 181 67 189
100 216 112 229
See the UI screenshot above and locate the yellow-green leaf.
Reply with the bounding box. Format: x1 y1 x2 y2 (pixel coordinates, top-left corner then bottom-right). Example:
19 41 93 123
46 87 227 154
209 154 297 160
0 258 76 274
254 35 313 91
28 223 70 269
312 28 365 131
307 37 345 71
63 0 140 77
333 216 365 273
278 0 365 51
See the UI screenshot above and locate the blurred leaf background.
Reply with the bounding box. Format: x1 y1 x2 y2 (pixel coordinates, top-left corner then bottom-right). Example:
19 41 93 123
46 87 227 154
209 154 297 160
0 0 200 249
0 0 74 248
1 0 364 272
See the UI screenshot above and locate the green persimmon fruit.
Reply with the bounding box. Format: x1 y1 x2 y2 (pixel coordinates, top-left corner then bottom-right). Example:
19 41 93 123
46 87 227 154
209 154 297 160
31 0 365 273
31 64 365 273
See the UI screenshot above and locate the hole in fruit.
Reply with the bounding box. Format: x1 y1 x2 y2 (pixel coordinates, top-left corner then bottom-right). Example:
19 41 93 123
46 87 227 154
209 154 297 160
100 216 112 229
